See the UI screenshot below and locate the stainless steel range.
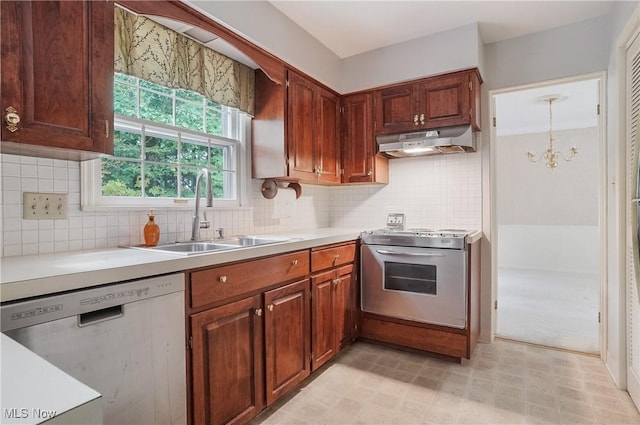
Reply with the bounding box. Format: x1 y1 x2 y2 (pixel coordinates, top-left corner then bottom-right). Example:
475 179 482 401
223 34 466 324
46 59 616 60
361 217 473 329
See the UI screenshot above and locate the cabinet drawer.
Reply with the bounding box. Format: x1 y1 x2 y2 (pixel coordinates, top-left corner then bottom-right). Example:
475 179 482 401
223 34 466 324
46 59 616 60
311 242 356 273
191 250 309 308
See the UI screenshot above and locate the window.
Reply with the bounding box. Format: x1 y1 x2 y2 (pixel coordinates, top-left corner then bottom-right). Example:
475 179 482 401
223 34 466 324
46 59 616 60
82 74 250 209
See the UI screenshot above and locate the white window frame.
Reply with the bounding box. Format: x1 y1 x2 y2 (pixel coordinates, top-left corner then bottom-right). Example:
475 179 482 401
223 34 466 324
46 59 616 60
81 74 251 211
82 115 250 211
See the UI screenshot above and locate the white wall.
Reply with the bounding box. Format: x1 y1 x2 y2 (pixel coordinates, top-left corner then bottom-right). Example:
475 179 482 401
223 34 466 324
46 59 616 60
498 225 599 274
484 15 610 90
340 23 482 93
496 128 599 226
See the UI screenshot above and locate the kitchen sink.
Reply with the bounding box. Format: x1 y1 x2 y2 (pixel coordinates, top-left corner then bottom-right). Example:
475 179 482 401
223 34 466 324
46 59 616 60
127 236 290 255
217 235 290 247
133 241 238 255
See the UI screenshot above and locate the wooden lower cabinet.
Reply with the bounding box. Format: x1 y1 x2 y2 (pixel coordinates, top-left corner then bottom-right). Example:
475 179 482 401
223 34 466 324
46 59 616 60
334 265 356 349
264 279 311 405
188 243 358 425
311 270 336 370
190 295 264 425
311 264 356 371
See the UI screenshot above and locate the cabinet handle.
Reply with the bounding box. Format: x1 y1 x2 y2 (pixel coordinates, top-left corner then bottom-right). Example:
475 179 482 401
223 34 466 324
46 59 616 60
413 114 419 125
267 304 274 312
334 254 340 261
255 308 263 317
291 259 299 266
419 113 425 125
105 120 109 138
5 106 20 133
218 275 227 283
333 278 342 286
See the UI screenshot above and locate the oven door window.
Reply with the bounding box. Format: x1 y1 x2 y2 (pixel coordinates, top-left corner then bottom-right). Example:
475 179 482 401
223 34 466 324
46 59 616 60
384 262 436 295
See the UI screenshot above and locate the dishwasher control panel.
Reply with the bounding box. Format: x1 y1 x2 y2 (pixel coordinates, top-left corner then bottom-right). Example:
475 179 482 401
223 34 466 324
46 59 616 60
1 273 184 332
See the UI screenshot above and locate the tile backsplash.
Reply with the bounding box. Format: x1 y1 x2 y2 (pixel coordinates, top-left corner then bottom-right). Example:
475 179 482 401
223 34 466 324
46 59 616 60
330 153 482 231
1 151 481 257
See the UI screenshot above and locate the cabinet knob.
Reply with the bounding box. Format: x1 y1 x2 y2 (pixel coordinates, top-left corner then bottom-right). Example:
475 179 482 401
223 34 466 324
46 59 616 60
419 113 425 125
334 254 340 261
291 259 299 266
218 275 227 283
255 308 263 316
367 170 373 176
267 304 274 312
413 114 419 125
5 106 20 133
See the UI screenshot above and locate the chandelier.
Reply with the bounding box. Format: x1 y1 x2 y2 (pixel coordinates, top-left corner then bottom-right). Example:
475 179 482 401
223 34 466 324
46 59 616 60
527 95 578 169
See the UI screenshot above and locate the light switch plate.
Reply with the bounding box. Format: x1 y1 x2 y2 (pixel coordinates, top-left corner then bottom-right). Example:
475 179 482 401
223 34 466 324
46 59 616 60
23 192 68 220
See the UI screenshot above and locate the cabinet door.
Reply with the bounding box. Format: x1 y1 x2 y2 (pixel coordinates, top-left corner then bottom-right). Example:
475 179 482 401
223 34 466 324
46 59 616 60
343 93 376 183
334 265 355 350
264 279 311 405
190 295 264 425
287 71 317 181
418 73 470 129
1 0 113 157
316 87 341 184
373 84 418 135
311 270 336 371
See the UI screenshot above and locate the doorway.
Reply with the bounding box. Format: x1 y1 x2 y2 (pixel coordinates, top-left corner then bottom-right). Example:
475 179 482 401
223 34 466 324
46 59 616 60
493 76 603 354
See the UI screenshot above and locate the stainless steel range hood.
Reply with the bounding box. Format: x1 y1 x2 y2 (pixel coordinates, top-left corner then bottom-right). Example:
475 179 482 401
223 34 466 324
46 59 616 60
376 125 477 158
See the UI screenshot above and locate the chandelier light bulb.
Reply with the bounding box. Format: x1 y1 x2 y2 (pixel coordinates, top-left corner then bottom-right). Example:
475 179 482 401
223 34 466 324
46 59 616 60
527 95 577 170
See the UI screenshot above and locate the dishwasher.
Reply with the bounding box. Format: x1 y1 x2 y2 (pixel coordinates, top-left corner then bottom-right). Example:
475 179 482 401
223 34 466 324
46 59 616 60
1 273 186 425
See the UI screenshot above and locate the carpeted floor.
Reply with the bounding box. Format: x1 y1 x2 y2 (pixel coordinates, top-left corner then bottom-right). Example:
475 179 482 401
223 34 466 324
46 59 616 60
496 267 600 354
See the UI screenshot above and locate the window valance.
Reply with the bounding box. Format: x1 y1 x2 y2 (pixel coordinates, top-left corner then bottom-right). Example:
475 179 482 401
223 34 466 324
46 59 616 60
114 7 254 115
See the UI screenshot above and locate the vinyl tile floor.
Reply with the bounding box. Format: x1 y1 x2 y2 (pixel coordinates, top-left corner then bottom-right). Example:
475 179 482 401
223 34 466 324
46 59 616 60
251 340 640 425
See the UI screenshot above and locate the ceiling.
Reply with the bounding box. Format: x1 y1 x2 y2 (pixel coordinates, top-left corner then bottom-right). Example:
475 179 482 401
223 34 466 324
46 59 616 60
495 79 600 136
269 1 616 59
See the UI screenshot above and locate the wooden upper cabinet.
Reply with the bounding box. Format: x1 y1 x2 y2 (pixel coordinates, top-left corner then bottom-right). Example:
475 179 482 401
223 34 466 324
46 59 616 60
287 71 316 181
342 92 388 184
253 69 341 185
316 87 340 184
190 295 264 425
419 72 471 129
0 0 114 159
374 85 418 135
373 69 481 135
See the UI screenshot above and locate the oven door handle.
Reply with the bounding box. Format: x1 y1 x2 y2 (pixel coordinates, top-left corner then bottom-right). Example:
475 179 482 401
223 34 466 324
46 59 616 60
376 249 444 257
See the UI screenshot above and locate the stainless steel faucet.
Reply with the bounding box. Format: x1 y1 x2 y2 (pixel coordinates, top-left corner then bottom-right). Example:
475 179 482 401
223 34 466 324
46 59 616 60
191 168 213 241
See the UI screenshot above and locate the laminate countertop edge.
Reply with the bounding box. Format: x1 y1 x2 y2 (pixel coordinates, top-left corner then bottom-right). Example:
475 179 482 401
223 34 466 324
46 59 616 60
1 333 102 425
0 228 364 303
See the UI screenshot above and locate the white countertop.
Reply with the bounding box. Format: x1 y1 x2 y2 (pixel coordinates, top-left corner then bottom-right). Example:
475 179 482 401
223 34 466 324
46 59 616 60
0 227 482 303
1 334 102 424
0 228 363 303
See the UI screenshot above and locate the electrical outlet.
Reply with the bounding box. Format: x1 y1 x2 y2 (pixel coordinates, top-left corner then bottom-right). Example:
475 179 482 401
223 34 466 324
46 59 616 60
23 192 68 220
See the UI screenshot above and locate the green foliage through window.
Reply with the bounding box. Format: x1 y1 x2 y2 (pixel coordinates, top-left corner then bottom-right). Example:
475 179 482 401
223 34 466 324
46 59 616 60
104 73 239 201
